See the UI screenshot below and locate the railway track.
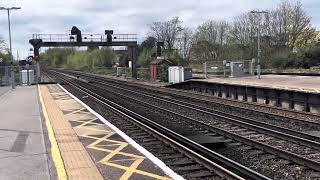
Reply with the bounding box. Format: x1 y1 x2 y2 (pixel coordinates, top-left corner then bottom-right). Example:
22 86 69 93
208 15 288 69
69 72 320 143
48 70 269 180
49 70 320 179
62 70 320 131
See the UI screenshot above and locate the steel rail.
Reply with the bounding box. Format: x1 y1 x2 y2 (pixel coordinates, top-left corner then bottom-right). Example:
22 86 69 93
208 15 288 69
77 74 320 146
58 71 320 172
50 70 270 180
66 70 320 126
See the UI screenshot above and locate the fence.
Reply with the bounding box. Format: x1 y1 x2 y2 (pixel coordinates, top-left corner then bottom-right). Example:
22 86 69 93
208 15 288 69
0 65 39 88
192 60 255 78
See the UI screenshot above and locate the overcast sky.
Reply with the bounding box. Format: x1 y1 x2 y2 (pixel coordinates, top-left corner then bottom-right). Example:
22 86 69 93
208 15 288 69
0 0 319 59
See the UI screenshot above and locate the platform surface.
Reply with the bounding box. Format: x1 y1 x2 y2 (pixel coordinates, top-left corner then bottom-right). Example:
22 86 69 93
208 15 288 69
196 75 320 93
0 86 51 180
39 84 170 180
0 86 10 97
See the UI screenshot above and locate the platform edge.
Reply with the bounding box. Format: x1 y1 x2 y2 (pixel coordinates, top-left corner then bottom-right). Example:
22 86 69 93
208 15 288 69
38 85 68 180
57 83 184 180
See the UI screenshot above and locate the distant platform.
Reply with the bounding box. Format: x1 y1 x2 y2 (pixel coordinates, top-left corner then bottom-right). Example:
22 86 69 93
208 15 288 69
194 75 320 94
169 75 320 114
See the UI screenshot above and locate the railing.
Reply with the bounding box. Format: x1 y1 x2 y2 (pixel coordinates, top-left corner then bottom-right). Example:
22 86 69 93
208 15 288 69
32 33 137 42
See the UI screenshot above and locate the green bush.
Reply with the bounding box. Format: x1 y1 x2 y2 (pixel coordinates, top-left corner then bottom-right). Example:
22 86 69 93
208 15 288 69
65 48 116 70
41 48 74 67
157 64 169 82
268 46 320 69
138 48 153 67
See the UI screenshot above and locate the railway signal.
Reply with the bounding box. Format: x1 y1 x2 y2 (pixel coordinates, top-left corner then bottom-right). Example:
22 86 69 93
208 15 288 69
26 56 33 63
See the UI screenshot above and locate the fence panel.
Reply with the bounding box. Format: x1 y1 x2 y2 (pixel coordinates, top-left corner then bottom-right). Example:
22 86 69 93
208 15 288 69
0 65 39 87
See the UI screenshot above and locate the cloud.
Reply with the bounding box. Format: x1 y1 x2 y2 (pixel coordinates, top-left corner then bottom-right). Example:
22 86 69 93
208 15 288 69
0 0 319 58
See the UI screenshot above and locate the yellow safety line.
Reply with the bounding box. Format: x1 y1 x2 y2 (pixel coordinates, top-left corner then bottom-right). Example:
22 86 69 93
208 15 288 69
119 158 145 180
38 85 68 180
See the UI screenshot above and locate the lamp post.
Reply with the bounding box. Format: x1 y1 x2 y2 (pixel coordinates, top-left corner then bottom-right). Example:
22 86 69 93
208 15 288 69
0 7 21 62
250 10 268 79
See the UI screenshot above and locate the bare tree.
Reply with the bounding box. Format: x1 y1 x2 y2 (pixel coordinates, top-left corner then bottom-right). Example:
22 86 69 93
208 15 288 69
194 20 230 61
177 27 193 61
0 36 7 54
289 1 315 49
264 1 315 49
150 17 183 50
189 40 216 64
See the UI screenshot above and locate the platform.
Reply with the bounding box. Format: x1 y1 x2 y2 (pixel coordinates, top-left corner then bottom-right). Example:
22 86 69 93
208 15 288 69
0 84 176 180
39 84 172 180
170 75 320 114
196 75 320 94
0 86 11 97
0 86 52 180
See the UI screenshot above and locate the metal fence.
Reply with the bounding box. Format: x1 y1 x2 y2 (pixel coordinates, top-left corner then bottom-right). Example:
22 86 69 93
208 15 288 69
198 60 255 78
0 65 39 88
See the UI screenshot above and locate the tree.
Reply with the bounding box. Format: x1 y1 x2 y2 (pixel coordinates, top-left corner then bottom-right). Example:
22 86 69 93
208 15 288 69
0 36 9 64
137 48 153 67
141 36 157 50
289 1 315 49
193 20 230 62
190 40 217 64
177 28 193 61
41 48 75 67
0 37 7 53
150 17 183 50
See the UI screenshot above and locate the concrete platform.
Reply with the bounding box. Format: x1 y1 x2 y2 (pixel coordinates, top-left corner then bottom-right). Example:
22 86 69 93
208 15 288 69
197 75 320 94
0 84 177 180
39 84 174 180
0 86 10 97
0 86 52 180
170 75 320 114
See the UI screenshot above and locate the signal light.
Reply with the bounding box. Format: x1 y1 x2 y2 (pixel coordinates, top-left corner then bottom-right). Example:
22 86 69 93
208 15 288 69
105 30 113 44
105 30 114 35
71 26 82 42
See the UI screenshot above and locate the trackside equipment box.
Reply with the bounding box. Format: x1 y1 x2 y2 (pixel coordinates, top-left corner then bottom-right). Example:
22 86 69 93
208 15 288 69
168 66 192 84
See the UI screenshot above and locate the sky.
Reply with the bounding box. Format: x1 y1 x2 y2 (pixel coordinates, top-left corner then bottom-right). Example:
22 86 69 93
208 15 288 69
0 0 320 59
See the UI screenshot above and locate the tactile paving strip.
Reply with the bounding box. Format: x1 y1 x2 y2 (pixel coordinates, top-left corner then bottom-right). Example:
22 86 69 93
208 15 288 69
46 85 170 180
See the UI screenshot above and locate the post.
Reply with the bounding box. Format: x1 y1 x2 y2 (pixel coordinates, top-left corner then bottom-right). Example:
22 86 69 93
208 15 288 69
18 65 22 85
7 9 13 61
5 66 9 85
116 67 120 77
204 62 207 79
11 70 15 89
250 10 268 79
257 22 261 79
129 46 137 79
250 58 255 75
36 61 41 83
223 60 227 78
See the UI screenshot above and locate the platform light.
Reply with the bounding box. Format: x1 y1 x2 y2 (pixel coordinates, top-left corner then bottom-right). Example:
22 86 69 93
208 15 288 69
250 10 268 79
0 6 21 62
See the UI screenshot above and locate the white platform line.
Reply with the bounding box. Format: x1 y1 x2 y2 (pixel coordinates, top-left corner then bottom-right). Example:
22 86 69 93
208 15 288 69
57 84 184 180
